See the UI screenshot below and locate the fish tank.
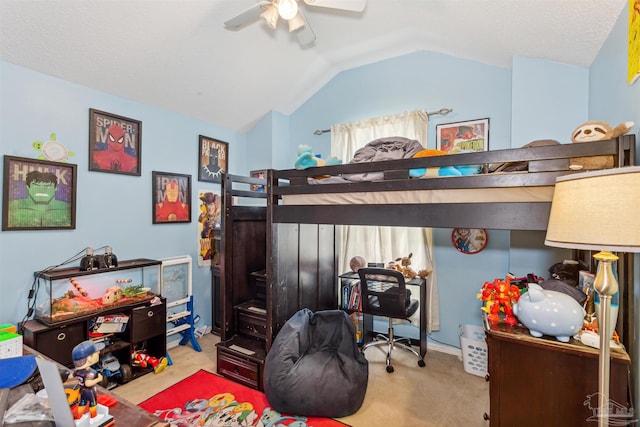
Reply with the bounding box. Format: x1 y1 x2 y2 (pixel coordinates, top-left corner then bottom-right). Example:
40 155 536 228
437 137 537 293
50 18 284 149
34 258 162 325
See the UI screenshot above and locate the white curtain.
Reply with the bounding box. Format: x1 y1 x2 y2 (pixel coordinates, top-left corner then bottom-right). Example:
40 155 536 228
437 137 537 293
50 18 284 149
331 110 440 332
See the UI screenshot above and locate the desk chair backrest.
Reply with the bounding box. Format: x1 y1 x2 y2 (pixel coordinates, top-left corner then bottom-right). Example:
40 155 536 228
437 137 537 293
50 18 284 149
357 268 415 319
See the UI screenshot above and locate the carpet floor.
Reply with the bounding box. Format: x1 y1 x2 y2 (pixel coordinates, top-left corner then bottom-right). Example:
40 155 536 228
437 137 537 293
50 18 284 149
114 333 490 426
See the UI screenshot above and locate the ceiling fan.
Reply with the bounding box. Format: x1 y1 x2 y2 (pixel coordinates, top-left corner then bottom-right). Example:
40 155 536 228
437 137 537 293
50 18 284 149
224 0 366 47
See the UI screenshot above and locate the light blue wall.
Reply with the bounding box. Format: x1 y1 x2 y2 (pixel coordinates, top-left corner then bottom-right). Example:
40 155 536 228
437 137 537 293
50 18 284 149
511 55 589 146
0 61 247 331
246 111 291 171
290 50 513 157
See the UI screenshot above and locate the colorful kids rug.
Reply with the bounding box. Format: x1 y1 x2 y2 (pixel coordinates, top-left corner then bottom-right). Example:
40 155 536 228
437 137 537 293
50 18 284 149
139 369 350 427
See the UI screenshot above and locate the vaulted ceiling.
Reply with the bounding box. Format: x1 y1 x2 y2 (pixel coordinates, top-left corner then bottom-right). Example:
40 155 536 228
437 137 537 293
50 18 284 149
0 0 626 132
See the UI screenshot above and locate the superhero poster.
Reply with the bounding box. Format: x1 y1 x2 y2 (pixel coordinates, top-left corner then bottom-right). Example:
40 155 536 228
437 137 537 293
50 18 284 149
152 171 192 224
89 109 142 176
436 118 489 154
197 189 221 267
198 135 228 183
2 156 77 231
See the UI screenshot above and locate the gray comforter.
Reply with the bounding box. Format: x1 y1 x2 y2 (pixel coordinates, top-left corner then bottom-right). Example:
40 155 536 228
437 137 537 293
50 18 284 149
311 136 425 184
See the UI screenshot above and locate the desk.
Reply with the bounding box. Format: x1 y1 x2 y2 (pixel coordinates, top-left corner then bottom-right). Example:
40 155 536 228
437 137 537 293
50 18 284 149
339 272 427 358
19 345 167 427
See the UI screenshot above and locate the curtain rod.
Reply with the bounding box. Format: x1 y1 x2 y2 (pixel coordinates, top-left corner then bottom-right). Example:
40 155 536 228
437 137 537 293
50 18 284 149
313 108 453 135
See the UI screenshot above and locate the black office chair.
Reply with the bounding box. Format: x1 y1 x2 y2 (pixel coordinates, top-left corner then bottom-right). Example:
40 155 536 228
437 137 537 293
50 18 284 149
357 267 425 373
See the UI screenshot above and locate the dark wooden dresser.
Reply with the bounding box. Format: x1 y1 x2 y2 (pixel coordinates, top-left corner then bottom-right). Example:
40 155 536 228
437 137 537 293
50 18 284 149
484 319 631 426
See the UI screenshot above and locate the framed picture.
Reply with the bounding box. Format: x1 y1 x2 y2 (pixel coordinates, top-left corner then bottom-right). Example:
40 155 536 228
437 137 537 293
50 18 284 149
2 156 77 231
198 135 228 183
436 118 489 154
152 171 192 224
250 169 266 192
89 108 142 176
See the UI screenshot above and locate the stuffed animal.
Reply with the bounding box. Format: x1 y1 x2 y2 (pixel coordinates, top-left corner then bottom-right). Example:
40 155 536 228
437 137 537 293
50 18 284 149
409 149 481 178
569 120 634 170
395 253 417 279
294 144 342 170
388 253 431 279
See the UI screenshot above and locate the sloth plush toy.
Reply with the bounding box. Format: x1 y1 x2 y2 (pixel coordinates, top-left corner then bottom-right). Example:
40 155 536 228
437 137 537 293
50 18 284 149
569 120 634 170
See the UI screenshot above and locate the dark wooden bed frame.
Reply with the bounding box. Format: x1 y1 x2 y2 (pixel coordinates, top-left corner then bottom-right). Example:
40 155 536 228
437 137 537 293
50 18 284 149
268 136 636 230
217 135 637 397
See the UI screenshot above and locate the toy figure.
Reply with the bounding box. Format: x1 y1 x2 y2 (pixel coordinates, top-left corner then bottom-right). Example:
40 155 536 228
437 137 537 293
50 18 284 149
72 340 104 418
478 277 521 325
131 350 168 374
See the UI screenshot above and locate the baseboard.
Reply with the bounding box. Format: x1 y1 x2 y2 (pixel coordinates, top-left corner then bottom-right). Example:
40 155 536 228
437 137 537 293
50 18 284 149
427 340 463 359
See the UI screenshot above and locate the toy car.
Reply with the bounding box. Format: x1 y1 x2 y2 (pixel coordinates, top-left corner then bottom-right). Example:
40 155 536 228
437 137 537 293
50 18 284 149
94 352 132 388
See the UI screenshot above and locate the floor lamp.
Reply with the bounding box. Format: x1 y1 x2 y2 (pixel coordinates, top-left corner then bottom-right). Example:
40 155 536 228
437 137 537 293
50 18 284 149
544 166 640 427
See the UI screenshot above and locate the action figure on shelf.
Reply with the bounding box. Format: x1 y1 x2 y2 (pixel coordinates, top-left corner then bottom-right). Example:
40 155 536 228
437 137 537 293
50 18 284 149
72 340 104 418
131 349 168 374
478 277 521 325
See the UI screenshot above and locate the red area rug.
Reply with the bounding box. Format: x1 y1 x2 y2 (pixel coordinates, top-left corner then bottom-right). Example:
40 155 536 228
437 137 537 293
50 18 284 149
139 369 350 426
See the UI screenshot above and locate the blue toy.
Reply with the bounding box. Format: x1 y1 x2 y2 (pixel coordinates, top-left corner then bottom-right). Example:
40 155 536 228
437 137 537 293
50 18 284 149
408 149 481 178
294 145 342 170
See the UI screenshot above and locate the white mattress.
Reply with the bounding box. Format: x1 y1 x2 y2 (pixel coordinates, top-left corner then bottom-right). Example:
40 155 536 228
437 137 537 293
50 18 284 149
282 186 554 205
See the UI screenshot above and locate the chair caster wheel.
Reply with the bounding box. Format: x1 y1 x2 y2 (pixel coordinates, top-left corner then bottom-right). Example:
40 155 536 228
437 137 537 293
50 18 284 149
418 359 426 367
386 365 394 373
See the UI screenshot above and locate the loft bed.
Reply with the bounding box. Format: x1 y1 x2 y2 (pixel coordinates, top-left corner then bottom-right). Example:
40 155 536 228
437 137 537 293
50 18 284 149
263 134 637 393
267 136 636 230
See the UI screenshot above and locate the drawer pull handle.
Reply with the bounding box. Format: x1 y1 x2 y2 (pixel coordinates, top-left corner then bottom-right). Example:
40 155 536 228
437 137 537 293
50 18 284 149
483 413 490 421
147 310 154 317
57 332 66 341
485 374 490 382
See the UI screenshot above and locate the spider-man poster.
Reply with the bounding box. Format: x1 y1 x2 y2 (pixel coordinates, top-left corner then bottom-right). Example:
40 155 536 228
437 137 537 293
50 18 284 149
89 109 142 176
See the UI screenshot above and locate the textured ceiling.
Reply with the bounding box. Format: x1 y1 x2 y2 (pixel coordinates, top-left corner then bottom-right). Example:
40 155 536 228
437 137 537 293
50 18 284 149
0 0 626 132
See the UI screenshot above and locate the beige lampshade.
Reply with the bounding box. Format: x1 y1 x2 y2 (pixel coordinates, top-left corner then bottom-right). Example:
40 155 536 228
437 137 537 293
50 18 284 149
545 166 640 252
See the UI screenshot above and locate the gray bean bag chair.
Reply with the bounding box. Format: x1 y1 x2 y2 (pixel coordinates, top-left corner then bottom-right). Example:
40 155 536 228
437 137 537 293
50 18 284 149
264 308 368 418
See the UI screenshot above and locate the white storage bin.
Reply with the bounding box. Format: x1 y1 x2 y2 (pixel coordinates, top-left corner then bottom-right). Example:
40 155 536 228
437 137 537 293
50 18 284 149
458 324 488 377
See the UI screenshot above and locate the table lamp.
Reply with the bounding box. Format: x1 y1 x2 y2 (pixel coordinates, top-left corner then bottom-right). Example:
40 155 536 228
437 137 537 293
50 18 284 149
544 166 640 427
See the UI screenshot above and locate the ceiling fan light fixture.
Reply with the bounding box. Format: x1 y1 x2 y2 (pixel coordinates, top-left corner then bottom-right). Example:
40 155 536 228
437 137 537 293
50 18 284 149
260 4 279 29
288 13 305 32
277 0 299 21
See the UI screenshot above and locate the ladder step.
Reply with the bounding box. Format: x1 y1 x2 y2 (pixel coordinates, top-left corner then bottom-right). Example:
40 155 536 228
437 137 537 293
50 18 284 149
167 310 191 322
167 323 192 336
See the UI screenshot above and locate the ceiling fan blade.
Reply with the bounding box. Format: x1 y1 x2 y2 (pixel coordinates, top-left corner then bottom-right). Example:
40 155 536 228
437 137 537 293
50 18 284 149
302 0 366 12
224 1 272 30
295 11 316 47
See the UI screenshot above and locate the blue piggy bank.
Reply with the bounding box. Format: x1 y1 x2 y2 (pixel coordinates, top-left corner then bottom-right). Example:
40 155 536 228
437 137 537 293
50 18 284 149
513 283 585 342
